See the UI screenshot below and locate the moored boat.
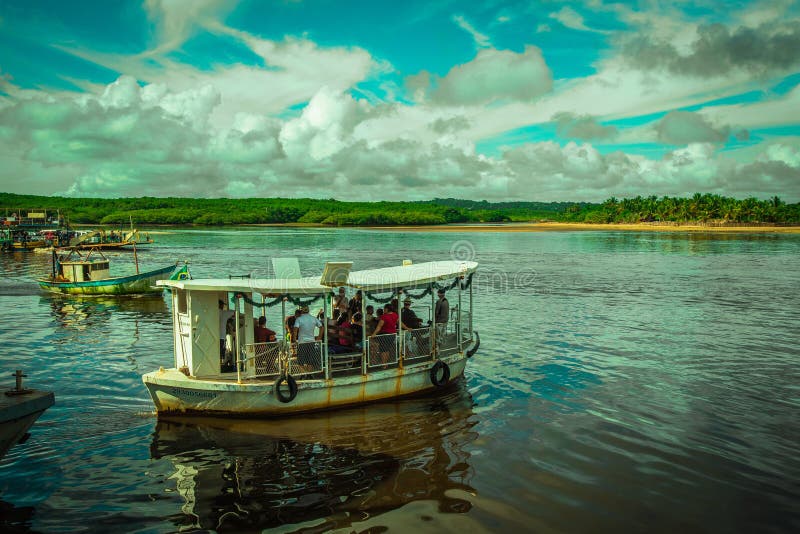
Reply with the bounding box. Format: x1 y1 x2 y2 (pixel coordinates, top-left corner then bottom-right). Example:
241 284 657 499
0 370 55 461
69 228 154 250
143 259 479 416
38 248 187 295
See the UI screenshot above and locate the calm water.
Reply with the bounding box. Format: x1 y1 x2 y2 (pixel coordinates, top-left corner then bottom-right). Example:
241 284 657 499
1 228 799 533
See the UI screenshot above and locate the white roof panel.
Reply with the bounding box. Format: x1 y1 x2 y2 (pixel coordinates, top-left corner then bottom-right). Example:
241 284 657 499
158 260 477 294
346 260 477 291
158 276 329 295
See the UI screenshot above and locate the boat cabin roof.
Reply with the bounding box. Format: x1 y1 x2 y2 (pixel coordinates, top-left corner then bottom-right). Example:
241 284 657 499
159 260 477 294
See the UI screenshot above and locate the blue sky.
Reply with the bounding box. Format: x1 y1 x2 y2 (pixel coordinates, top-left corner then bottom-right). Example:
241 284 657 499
1 0 799 201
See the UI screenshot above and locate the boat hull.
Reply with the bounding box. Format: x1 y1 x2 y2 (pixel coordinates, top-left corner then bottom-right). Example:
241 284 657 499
142 354 467 416
38 264 176 295
0 390 55 460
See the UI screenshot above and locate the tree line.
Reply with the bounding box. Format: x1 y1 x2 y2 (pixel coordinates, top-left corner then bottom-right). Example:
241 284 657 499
1 192 798 226
561 194 800 224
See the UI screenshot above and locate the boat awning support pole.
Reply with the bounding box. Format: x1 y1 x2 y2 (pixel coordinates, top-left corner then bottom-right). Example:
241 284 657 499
323 293 330 380
361 294 367 375
397 289 403 368
458 277 463 351
469 276 473 338
281 299 287 376
431 284 436 360
235 294 241 384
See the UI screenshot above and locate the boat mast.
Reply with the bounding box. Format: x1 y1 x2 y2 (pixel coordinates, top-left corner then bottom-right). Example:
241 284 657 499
132 241 140 274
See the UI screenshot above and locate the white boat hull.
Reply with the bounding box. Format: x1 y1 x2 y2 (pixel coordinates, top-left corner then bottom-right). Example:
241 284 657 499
143 354 467 416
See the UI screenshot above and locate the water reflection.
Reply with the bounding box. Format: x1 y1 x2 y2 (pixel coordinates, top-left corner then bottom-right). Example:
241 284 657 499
45 295 168 332
151 385 478 531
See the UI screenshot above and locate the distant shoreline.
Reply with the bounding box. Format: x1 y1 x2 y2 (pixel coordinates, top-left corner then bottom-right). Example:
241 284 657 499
78 222 800 233
363 222 800 233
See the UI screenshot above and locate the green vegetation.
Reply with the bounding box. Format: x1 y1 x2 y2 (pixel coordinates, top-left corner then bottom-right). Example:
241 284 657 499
1 192 798 226
561 194 800 224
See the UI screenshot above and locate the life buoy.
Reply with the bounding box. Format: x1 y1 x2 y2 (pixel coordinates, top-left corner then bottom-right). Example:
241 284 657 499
430 360 450 387
274 374 298 403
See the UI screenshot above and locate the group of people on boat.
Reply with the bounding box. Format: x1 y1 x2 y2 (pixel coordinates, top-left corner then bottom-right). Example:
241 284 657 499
217 286 453 373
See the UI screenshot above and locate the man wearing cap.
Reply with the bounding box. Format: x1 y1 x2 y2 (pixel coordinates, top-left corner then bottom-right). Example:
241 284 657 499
293 305 322 368
400 297 421 330
434 289 449 348
435 289 449 325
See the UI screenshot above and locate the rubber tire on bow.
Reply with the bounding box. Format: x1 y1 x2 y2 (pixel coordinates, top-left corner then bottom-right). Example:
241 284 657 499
430 360 450 387
274 374 298 403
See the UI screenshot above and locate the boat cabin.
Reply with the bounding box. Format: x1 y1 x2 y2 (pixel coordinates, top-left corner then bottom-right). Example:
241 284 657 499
54 250 111 282
159 260 477 382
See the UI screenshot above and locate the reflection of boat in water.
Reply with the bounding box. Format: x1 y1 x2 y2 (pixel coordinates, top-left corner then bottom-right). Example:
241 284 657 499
144 260 479 416
47 294 169 331
150 386 476 531
0 371 55 461
38 248 187 295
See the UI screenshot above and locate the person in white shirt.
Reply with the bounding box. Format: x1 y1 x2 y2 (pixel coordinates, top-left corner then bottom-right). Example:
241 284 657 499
292 305 322 368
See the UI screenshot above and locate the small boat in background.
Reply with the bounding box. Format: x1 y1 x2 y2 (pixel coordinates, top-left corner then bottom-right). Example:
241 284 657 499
1 208 73 251
69 228 154 250
38 248 188 295
0 370 55 461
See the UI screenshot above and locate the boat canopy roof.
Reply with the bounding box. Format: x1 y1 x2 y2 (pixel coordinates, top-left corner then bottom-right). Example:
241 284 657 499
159 276 329 295
158 260 477 294
347 260 477 291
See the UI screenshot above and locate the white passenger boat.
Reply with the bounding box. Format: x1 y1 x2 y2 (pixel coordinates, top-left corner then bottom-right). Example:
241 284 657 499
143 260 479 416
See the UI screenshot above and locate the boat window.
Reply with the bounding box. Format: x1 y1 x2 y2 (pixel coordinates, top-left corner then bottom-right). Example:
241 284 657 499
176 289 188 314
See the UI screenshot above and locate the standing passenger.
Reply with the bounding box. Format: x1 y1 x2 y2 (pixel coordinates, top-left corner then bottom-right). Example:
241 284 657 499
333 287 349 316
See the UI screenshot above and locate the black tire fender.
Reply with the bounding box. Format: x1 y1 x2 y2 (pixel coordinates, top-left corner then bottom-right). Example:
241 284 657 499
274 374 298 403
430 360 450 387
466 331 480 358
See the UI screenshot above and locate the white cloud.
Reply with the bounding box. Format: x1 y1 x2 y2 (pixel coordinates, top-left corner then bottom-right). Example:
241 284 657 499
428 46 552 106
548 6 607 34
453 15 491 48
142 0 235 54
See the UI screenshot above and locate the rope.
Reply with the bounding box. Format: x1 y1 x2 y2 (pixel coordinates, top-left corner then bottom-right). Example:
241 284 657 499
238 292 323 309
365 273 473 303
235 273 473 308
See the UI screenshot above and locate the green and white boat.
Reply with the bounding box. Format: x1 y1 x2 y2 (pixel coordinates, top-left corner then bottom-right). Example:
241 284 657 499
38 248 188 296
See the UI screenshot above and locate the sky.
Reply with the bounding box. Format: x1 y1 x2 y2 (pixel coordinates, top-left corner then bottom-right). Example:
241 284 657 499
0 0 799 202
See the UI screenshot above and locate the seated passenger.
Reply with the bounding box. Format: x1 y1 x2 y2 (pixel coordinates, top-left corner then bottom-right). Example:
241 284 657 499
254 316 276 343
400 298 422 329
350 313 364 350
338 314 352 347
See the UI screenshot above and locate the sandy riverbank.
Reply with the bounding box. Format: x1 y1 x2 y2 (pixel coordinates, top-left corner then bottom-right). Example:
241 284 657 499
367 222 800 233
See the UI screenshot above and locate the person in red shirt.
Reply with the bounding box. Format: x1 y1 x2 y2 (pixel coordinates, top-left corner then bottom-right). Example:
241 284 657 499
254 316 276 343
371 303 399 367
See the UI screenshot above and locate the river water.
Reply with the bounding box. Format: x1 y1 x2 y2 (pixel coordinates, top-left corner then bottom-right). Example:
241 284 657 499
0 228 798 533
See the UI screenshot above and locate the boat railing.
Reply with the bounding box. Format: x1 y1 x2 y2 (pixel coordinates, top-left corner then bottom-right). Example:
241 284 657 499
367 333 398 370
240 341 284 379
458 311 473 346
289 341 324 377
435 323 460 357
402 326 433 364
